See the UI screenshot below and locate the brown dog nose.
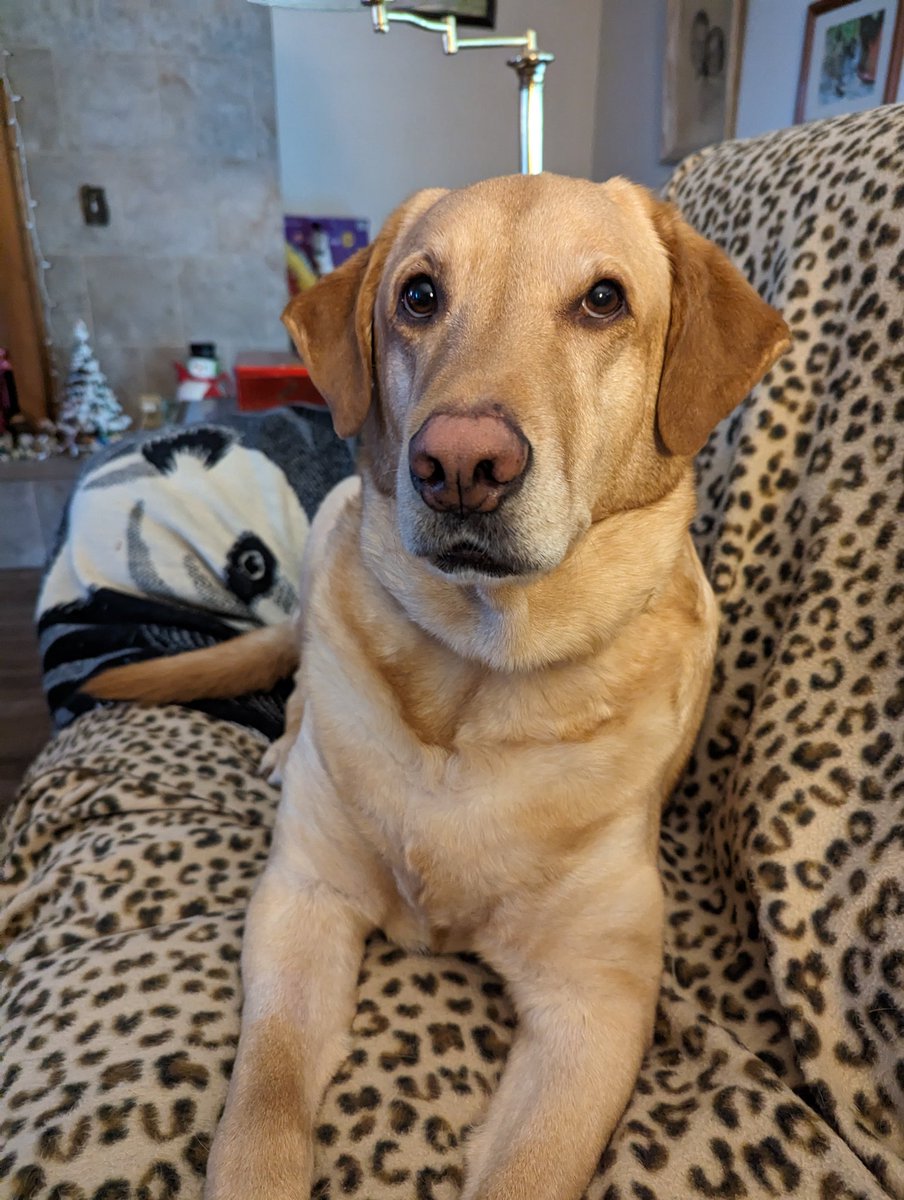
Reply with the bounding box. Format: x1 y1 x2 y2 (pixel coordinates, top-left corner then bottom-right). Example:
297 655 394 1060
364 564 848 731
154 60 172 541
409 413 530 515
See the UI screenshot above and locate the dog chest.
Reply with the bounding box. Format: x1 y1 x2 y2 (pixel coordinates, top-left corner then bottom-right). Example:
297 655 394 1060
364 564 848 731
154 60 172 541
293 530 716 939
298 683 667 941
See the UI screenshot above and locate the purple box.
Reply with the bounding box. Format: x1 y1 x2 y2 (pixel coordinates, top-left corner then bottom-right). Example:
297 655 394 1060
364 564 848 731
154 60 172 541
284 215 370 295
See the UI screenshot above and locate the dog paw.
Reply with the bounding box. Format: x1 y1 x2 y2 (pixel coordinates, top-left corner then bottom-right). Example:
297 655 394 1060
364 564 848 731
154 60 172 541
259 735 292 785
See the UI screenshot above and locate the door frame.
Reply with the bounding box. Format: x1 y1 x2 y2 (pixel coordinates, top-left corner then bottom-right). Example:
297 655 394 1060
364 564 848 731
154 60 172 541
0 82 53 426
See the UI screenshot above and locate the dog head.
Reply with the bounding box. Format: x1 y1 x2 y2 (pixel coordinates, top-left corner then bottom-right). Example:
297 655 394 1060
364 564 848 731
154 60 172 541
284 175 789 584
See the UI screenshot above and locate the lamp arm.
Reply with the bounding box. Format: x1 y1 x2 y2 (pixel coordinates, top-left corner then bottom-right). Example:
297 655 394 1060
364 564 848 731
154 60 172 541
370 7 453 37
447 32 535 52
364 0 552 174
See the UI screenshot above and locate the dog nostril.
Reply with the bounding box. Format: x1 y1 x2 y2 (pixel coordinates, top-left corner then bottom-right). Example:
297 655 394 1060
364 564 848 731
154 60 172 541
411 451 445 485
426 458 445 485
474 459 496 485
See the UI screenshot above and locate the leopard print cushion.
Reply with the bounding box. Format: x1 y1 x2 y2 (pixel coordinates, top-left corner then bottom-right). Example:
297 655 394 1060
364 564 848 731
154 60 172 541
2 103 903 1199
0 706 513 1200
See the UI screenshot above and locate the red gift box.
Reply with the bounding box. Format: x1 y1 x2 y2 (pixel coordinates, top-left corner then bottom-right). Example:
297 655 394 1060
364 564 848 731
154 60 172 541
234 353 328 414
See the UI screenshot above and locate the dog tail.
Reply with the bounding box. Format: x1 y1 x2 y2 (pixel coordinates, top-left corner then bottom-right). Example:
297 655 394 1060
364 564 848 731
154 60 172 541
83 621 299 705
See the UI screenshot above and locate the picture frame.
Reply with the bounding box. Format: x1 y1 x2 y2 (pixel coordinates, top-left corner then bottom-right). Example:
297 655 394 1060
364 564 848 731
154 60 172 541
661 0 747 164
399 0 496 27
796 0 904 123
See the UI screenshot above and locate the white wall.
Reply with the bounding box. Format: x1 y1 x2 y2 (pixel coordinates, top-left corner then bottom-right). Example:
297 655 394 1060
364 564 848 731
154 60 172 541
592 0 672 191
592 0 818 191
734 0 810 138
272 0 604 231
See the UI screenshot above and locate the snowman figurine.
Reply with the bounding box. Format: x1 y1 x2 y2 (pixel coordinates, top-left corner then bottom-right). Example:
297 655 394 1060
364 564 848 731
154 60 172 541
309 222 335 277
174 342 230 423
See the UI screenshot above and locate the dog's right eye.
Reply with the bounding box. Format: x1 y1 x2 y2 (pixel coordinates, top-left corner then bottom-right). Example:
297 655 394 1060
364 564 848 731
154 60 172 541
401 275 438 320
582 280 624 319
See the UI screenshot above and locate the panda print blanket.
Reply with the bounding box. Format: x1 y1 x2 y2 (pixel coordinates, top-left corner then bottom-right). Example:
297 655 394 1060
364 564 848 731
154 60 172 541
37 414 353 738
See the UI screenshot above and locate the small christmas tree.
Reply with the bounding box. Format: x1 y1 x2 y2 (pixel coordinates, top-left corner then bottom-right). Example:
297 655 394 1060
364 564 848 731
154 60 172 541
57 320 131 452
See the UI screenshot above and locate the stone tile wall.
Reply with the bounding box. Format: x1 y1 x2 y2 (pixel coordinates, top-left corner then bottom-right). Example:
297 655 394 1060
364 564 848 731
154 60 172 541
1 0 288 421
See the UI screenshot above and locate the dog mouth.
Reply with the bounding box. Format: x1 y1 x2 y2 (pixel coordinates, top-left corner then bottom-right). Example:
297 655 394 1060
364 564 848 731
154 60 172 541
431 547 515 577
404 500 539 581
426 540 532 579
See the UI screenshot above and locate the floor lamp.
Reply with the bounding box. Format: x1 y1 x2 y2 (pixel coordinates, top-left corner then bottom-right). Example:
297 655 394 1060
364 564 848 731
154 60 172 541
248 0 554 174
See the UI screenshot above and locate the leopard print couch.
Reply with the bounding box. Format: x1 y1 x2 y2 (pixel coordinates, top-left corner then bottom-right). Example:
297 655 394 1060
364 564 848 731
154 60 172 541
2 103 903 1200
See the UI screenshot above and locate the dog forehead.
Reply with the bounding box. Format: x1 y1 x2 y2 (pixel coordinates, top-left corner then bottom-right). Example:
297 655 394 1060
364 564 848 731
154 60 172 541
383 173 670 297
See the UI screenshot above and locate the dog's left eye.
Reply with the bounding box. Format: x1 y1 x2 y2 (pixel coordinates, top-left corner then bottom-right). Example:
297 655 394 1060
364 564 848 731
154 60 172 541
401 275 438 319
582 280 624 319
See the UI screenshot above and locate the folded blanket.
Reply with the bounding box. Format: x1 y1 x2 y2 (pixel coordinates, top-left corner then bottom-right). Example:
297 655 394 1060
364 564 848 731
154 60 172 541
37 412 353 738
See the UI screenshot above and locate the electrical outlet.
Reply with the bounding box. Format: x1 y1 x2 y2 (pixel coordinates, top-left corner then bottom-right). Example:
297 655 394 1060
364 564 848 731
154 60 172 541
80 185 109 227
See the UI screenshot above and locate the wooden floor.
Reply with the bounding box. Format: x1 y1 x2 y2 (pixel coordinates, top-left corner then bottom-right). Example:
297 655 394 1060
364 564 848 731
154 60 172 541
0 568 49 815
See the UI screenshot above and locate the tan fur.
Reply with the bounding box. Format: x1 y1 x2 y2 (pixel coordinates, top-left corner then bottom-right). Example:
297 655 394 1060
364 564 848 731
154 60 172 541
87 174 789 1200
86 621 298 704
647 195 791 456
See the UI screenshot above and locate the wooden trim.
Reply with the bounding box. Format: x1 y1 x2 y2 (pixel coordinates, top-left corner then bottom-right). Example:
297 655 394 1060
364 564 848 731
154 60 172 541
795 10 814 123
886 1 904 100
0 85 53 426
724 0 748 138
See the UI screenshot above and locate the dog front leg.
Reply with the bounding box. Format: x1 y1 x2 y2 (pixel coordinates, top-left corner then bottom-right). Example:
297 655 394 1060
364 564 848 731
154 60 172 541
260 679 305 784
465 868 664 1200
204 863 370 1200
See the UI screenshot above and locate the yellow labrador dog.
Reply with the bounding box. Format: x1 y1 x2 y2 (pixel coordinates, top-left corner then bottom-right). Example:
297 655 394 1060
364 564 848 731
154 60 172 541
89 174 789 1200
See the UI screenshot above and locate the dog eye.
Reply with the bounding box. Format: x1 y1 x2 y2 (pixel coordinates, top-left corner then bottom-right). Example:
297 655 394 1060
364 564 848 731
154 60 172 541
401 275 438 319
582 280 624 319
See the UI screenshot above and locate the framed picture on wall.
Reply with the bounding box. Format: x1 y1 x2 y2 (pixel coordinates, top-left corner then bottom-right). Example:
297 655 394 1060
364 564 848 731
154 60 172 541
661 0 747 163
796 0 904 122
399 0 495 27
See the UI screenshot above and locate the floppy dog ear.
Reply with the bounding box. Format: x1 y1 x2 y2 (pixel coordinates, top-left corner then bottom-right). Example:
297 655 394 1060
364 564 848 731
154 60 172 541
650 200 791 457
282 188 447 438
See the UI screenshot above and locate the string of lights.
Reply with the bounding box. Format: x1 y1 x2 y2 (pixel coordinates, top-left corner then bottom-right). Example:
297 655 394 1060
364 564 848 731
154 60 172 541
1 45 57 394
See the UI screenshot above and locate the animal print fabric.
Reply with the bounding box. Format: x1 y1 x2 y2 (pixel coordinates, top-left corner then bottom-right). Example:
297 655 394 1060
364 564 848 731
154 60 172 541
0 706 514 1200
657 103 904 1199
1 103 903 1198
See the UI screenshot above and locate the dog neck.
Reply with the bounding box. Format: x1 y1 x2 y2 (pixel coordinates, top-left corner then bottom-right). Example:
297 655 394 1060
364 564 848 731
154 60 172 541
356 470 698 674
